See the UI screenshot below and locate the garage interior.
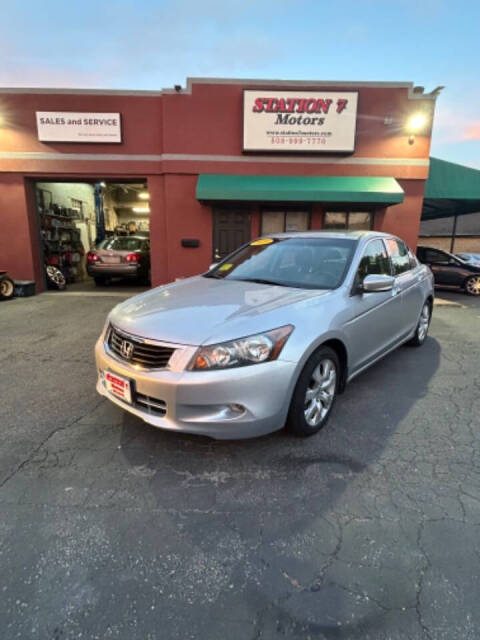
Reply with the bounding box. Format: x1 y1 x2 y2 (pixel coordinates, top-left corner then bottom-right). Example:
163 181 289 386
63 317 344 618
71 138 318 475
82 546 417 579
35 180 151 287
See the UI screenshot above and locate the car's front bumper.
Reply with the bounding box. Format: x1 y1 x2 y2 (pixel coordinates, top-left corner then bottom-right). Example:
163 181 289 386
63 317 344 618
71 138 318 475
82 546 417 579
95 336 296 439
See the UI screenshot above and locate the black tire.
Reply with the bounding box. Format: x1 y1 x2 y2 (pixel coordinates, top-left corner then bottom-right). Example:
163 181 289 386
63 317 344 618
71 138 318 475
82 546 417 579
94 277 107 286
287 346 340 437
464 275 480 296
408 301 431 347
0 277 15 299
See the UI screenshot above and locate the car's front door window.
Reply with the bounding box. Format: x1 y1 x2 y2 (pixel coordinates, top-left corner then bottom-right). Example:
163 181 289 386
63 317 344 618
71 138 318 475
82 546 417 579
357 239 391 281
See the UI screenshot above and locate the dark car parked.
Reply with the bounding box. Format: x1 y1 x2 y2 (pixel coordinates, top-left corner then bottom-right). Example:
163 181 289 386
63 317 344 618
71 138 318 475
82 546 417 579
416 246 480 296
87 236 151 286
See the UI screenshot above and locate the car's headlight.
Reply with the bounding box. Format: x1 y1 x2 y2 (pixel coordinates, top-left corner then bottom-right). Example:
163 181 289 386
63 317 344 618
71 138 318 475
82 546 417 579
188 325 294 371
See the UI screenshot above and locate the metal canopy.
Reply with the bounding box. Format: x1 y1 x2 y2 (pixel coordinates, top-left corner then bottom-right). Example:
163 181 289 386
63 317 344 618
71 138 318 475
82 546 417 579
422 157 480 220
197 174 405 205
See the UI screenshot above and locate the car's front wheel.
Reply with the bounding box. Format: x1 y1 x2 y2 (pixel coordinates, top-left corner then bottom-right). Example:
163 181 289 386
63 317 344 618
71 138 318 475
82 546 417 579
465 275 480 296
408 301 431 346
287 346 339 437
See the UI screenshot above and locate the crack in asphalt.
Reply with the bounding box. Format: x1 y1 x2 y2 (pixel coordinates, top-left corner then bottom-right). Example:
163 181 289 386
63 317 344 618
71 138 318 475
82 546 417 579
0 398 105 492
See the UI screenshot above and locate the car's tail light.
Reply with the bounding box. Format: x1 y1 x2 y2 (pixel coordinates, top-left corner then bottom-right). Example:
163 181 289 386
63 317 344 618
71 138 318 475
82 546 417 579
87 252 99 262
125 253 141 263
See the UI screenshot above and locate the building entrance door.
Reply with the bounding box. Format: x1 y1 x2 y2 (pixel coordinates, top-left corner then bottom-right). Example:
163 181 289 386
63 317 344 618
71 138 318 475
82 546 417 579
212 208 251 261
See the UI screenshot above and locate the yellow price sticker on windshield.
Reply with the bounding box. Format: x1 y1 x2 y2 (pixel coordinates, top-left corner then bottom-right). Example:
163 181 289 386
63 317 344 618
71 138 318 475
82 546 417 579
219 263 233 271
251 238 274 246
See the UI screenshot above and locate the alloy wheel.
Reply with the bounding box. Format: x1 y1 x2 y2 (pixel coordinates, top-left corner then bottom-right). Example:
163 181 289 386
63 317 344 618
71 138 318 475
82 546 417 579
46 266 65 285
417 303 430 342
465 276 480 296
304 358 337 427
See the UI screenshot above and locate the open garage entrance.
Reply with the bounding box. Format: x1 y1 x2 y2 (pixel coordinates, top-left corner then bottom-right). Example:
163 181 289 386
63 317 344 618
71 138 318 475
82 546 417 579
34 179 151 292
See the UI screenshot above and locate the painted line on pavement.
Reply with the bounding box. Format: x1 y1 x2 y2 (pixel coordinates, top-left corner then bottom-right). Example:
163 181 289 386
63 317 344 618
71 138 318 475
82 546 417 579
434 298 464 307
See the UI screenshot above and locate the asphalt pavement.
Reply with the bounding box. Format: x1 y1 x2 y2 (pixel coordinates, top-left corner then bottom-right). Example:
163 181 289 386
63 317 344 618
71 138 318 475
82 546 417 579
0 288 479 639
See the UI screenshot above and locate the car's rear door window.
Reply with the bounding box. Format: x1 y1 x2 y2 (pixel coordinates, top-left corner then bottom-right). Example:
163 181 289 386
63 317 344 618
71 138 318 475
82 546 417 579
386 238 412 275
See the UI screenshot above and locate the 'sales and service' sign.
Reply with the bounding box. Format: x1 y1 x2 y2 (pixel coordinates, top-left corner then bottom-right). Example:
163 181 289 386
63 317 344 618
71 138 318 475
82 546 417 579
36 112 122 143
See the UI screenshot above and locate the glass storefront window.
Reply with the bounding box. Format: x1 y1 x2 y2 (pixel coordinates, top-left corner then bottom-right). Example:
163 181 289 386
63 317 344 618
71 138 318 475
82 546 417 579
324 211 372 231
261 211 286 234
348 212 372 230
324 212 347 229
261 210 309 234
285 211 309 232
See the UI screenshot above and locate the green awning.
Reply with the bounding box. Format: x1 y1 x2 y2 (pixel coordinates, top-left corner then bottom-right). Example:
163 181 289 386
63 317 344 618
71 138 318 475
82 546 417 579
196 174 404 205
422 157 480 220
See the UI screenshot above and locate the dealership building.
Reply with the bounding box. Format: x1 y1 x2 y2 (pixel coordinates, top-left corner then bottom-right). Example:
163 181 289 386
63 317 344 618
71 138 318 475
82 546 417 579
0 77 440 291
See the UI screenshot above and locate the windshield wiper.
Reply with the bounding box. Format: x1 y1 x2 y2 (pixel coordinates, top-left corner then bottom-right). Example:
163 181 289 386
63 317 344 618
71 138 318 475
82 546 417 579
231 278 289 287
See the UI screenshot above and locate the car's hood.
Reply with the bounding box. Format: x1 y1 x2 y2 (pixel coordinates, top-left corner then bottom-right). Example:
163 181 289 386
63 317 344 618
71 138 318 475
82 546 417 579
109 275 331 345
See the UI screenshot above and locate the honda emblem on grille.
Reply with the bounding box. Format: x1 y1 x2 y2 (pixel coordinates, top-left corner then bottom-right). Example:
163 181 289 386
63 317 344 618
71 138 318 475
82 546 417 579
120 340 134 360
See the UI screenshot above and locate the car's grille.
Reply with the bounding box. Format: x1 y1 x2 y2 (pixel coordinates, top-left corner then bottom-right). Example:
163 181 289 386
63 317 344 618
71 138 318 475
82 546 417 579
135 392 167 417
108 325 175 369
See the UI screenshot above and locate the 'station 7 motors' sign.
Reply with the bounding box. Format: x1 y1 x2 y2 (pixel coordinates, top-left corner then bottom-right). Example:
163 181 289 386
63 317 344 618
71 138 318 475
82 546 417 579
243 90 358 153
36 112 122 143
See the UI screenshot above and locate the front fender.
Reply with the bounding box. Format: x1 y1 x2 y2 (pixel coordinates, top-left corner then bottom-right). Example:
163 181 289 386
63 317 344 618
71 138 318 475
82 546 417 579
278 328 350 417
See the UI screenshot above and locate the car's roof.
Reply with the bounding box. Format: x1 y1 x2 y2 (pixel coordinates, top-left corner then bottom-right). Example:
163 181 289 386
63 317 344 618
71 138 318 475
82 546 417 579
266 230 391 240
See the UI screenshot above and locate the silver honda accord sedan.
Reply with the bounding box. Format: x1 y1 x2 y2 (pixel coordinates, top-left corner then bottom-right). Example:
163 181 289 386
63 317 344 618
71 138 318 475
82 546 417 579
95 231 434 439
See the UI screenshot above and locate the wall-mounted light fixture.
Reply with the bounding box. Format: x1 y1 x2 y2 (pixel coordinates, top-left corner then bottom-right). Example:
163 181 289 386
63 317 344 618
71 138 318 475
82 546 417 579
406 112 428 145
138 192 150 200
132 206 150 213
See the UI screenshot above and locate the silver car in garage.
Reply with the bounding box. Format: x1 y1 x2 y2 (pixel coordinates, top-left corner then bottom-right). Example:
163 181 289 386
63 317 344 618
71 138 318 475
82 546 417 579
95 231 434 439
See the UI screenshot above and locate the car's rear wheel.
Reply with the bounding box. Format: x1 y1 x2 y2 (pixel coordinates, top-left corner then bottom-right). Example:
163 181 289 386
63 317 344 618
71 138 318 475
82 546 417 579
287 346 339 437
465 275 480 296
408 301 431 346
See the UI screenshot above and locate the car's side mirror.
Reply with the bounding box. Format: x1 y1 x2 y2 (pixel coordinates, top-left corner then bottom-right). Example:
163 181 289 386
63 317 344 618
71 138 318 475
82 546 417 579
209 263 218 271
448 258 458 265
362 274 395 293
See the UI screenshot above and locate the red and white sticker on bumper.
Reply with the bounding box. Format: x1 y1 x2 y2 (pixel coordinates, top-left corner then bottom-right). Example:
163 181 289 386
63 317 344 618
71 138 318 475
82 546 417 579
104 371 132 404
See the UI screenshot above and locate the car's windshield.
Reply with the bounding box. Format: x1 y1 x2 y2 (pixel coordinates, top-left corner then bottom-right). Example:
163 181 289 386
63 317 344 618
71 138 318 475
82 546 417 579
458 253 480 261
205 237 358 290
99 237 143 251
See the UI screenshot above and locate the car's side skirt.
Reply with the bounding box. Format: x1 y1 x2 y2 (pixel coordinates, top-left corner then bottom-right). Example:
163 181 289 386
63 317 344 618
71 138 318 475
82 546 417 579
346 329 415 384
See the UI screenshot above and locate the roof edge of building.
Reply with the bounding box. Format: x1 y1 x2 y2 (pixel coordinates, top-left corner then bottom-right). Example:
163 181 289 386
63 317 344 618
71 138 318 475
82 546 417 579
0 77 435 100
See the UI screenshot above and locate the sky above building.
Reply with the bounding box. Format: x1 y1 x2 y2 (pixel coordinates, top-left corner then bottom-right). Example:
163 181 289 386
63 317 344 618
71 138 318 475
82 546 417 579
1 0 479 167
